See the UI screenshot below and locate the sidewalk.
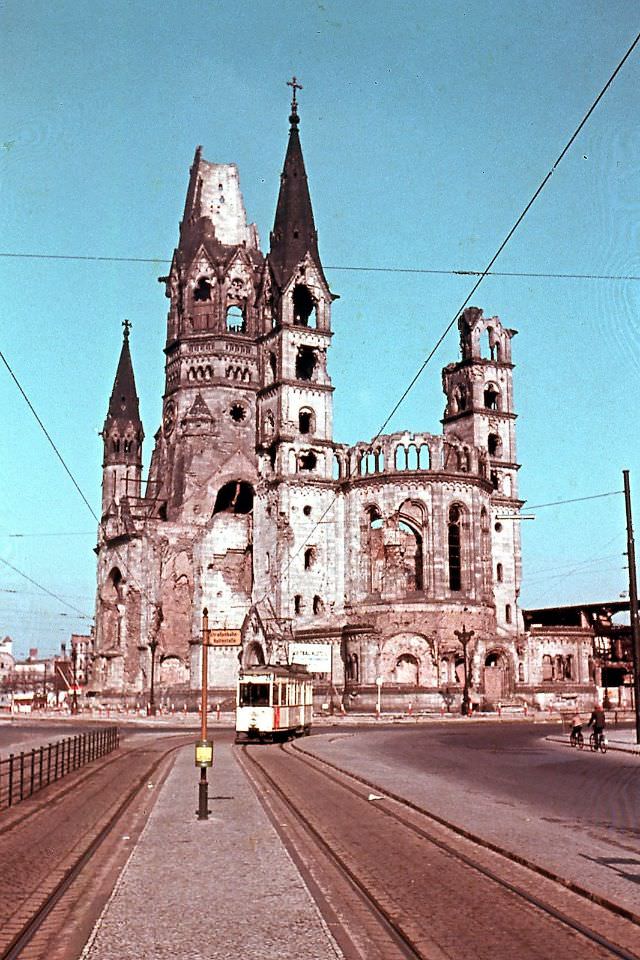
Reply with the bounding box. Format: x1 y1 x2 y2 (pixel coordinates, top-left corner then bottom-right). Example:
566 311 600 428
81 742 342 960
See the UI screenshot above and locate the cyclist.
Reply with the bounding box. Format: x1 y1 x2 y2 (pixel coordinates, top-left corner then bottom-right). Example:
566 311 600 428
569 711 583 745
587 703 606 747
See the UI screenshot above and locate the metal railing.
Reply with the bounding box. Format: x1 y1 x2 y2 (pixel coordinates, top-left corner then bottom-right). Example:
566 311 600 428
0 727 119 811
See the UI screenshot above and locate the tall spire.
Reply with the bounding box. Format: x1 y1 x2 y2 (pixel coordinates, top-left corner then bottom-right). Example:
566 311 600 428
106 320 142 424
269 77 321 286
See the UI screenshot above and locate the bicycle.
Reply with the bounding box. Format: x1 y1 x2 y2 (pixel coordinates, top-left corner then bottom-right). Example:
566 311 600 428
569 728 584 749
589 730 607 753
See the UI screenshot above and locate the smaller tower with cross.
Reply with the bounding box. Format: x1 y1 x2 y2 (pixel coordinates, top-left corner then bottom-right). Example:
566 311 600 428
101 320 144 516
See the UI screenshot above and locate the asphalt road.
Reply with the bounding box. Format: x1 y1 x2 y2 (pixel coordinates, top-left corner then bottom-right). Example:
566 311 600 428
303 720 640 913
312 721 639 835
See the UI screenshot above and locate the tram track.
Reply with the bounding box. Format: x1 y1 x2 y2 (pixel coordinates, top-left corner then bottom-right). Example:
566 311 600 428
0 734 190 960
239 740 640 960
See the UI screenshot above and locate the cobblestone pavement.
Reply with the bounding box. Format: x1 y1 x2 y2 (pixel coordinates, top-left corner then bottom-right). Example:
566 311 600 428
81 743 342 960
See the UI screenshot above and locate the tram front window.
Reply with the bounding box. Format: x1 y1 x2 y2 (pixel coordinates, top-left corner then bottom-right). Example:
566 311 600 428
239 683 270 707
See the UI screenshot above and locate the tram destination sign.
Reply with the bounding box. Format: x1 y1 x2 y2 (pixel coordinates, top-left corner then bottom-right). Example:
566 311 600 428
207 629 242 646
289 642 331 672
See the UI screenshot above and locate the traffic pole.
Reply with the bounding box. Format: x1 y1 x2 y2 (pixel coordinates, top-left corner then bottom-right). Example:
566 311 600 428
623 470 640 744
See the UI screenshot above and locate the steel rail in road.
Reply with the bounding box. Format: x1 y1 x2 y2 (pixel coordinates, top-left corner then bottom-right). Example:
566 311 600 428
238 743 425 960
0 735 190 960
242 740 640 960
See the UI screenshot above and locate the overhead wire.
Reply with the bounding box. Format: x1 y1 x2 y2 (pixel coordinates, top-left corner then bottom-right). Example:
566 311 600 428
1 250 639 282
0 557 91 618
0 351 153 618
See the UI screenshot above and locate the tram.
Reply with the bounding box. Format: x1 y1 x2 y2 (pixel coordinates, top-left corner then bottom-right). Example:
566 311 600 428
235 664 313 743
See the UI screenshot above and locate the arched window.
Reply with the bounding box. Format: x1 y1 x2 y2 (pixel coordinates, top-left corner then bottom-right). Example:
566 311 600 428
213 480 254 515
292 285 315 326
505 604 512 624
497 562 504 582
481 508 491 591
313 595 324 615
394 445 407 470
299 408 315 434
294 595 302 614
484 384 500 410
448 504 462 591
542 654 553 681
304 547 316 570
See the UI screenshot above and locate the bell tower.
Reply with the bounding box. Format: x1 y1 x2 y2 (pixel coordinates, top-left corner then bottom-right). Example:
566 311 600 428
101 320 144 516
256 78 338 483
442 306 522 636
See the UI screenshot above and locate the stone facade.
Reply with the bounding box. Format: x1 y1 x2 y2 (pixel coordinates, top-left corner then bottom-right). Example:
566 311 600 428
92 96 596 711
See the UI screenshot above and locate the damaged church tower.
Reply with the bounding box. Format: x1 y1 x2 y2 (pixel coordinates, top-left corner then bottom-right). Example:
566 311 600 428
93 82 593 711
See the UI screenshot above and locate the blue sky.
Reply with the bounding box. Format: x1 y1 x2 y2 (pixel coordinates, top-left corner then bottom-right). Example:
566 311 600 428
1 0 639 658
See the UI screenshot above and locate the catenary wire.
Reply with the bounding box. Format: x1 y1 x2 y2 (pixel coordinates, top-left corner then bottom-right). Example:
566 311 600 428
0 350 153 613
526 490 624 510
0 557 91 618
1 250 639 282
371 29 640 441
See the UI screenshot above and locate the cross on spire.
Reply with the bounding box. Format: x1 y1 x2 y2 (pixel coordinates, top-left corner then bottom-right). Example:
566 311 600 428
122 318 132 340
287 76 303 125
287 75 303 107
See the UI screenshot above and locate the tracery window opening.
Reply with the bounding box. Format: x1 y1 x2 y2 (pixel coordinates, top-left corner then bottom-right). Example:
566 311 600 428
213 480 254 515
448 505 462 591
226 305 246 333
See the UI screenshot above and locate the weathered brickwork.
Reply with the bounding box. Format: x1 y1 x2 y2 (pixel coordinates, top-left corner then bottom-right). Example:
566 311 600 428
93 99 595 710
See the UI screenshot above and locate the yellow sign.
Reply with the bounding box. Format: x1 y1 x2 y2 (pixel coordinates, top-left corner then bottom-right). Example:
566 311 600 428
207 629 242 646
195 740 214 767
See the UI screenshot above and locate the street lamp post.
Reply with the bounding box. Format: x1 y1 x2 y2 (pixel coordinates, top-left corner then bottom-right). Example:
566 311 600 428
148 638 159 716
195 608 213 821
71 644 79 715
454 624 475 716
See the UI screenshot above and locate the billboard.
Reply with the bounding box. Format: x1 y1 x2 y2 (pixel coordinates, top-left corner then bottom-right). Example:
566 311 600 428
288 642 332 673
